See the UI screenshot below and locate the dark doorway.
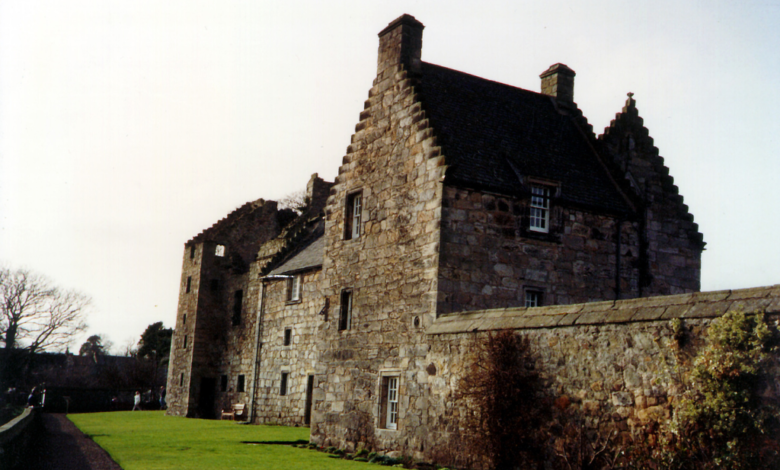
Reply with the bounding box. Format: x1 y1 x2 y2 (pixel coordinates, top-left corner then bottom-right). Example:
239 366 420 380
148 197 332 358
304 375 314 425
198 377 217 419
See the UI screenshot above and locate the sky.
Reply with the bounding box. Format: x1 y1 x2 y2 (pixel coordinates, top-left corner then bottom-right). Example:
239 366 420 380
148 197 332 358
2 0 779 352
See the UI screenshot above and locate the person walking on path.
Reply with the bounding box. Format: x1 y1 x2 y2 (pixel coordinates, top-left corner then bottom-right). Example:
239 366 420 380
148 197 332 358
27 386 40 408
132 391 141 411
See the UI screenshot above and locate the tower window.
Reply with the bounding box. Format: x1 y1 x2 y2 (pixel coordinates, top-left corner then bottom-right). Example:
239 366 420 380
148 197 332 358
345 192 363 240
190 245 195 259
380 376 399 430
232 290 243 326
237 375 245 393
280 372 289 396
215 245 225 257
186 276 192 293
284 328 292 346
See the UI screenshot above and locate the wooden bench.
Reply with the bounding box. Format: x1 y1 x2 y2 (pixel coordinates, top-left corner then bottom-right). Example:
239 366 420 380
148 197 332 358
220 403 246 421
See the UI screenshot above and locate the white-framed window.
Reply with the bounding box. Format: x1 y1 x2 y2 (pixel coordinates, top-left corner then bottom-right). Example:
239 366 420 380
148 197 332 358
215 244 226 257
381 376 399 430
345 192 363 240
339 289 352 331
287 274 302 301
529 186 551 233
525 289 543 308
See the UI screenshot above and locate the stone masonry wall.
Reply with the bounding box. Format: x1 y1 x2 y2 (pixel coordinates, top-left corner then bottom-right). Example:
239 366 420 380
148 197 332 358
252 269 323 425
438 186 642 314
599 96 703 295
416 286 780 468
312 15 446 453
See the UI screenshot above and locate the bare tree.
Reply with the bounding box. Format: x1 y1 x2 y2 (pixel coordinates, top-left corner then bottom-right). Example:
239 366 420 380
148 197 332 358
278 189 310 214
0 267 89 353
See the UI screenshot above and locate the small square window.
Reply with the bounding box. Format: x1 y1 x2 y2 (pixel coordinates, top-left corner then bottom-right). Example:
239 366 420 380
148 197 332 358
529 186 551 233
186 276 192 293
339 290 353 331
287 274 302 301
345 192 363 240
237 375 245 393
280 372 289 396
220 375 228 392
284 328 292 346
215 244 225 257
525 290 543 308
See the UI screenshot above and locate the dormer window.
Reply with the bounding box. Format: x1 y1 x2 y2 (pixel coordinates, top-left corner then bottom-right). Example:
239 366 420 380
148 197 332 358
345 191 363 240
529 186 551 233
215 245 226 257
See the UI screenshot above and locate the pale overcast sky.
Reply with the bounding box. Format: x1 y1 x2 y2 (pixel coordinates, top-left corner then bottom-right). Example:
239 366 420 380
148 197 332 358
2 1 779 352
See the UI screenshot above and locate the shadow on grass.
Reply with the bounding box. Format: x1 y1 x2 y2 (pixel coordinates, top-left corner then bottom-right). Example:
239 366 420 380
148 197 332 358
242 439 309 445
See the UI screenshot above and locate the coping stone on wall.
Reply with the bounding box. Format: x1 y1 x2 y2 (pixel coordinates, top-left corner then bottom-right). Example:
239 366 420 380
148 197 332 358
427 284 780 335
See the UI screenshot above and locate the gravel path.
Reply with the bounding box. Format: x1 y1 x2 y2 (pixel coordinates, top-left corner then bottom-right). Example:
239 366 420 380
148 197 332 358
26 413 122 470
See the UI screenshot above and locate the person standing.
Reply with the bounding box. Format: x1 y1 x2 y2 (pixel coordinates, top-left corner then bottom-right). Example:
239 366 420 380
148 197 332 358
132 391 141 411
27 387 40 408
159 386 166 410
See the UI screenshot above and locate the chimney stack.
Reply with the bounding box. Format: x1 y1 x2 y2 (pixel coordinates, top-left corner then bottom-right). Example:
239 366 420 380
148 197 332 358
377 14 424 77
540 63 576 103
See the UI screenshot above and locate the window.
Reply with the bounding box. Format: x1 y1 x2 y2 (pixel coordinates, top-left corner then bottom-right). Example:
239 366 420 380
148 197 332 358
529 186 551 233
339 290 353 331
345 192 363 240
232 290 243 326
186 276 192 293
179 373 184 387
182 314 186 325
380 376 399 430
220 375 228 392
287 274 302 301
183 335 188 348
237 375 245 393
280 372 289 396
284 328 292 346
525 290 543 308
190 245 195 259
215 244 225 257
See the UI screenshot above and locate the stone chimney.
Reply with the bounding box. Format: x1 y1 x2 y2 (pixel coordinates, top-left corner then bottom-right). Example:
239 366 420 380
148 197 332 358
377 14 424 77
540 63 576 103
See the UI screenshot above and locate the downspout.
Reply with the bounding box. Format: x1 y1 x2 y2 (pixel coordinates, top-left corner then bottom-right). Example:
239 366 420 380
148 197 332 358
247 279 267 424
615 219 622 300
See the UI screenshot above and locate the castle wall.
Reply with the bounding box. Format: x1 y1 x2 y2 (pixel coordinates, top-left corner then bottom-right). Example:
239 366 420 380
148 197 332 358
437 186 642 314
252 269 323 425
311 15 445 453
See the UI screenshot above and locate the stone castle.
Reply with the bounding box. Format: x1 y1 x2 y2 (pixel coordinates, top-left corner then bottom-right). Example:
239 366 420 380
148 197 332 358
166 14 778 465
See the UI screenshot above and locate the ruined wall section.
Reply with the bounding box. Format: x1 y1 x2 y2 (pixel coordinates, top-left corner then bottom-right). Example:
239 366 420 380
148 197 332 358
312 14 447 454
599 95 704 295
252 269 323 425
167 200 288 418
437 186 642 314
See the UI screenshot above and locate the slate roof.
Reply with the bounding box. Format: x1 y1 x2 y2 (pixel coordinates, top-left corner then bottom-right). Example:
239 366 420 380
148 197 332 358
268 235 324 275
427 285 780 335
418 62 632 215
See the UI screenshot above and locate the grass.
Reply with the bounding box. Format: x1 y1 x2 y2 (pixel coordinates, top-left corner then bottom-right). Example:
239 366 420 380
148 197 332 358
69 411 367 470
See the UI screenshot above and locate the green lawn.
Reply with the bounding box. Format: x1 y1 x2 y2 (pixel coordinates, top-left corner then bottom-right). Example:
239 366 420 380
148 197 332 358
69 411 367 470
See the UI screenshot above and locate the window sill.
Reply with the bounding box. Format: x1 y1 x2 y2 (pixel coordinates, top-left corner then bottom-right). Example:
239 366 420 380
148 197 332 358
286 300 302 305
